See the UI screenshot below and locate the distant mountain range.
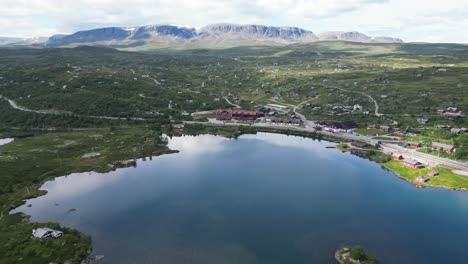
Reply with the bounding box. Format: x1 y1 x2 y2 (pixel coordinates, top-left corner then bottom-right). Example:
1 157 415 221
1 23 403 50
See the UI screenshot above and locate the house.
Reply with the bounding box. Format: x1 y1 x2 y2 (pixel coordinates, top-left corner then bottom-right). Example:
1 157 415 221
451 128 467 135
401 159 423 169
353 104 363 111
428 171 440 177
407 142 422 148
416 176 429 183
404 128 420 136
380 125 392 132
432 142 455 153
444 107 463 118
174 124 184 135
417 118 429 124
32 228 63 239
392 154 404 160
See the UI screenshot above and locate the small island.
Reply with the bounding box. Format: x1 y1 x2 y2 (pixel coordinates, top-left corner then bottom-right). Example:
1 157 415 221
336 246 379 264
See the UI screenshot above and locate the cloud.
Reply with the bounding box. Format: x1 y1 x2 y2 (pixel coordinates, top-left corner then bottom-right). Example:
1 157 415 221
0 0 466 43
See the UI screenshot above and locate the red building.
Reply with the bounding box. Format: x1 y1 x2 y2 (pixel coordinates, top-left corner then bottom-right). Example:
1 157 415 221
392 154 404 160
432 142 455 153
401 159 423 169
216 109 263 121
408 142 422 148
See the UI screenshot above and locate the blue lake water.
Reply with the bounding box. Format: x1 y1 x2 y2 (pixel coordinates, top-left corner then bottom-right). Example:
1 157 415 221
12 133 468 264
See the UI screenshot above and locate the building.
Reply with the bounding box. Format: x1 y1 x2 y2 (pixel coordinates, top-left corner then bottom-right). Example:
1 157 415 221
417 118 429 124
432 142 455 153
325 121 358 132
428 171 440 177
391 154 404 160
451 128 467 135
416 176 429 183
407 142 422 148
32 228 63 239
216 109 263 121
444 107 463 118
379 125 392 132
401 159 423 169
353 104 363 111
404 128 420 136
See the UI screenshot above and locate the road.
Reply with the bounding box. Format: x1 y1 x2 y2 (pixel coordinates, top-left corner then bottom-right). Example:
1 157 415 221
381 143 468 171
1 95 146 121
223 97 241 108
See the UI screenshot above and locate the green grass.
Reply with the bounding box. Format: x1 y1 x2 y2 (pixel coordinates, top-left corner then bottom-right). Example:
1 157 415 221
0 127 175 263
354 128 385 136
383 160 468 190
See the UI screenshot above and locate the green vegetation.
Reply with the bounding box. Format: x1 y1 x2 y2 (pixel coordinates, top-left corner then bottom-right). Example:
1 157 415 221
0 128 175 263
336 246 379 264
337 143 350 151
0 41 467 262
354 128 385 136
383 160 468 190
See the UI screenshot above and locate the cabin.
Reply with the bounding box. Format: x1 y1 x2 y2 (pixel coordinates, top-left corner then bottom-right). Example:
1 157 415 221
408 142 422 148
401 159 423 169
428 171 439 177
417 118 429 124
432 142 455 153
379 125 392 132
416 176 429 183
444 107 463 119
32 228 63 239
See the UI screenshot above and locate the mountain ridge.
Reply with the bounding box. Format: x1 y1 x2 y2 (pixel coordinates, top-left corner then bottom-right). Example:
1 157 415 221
2 23 404 49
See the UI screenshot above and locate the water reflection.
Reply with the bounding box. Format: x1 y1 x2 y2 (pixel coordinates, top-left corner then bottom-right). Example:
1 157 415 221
0 138 14 146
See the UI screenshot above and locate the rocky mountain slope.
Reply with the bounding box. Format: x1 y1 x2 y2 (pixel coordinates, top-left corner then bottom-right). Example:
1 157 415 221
2 23 403 49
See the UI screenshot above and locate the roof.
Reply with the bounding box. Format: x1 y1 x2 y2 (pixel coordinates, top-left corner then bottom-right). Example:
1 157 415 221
417 176 429 181
432 142 454 149
33 228 54 238
33 227 63 239
402 159 421 165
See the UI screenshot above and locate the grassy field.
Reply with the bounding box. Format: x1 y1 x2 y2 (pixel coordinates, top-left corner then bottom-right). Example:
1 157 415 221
0 128 175 263
383 160 468 190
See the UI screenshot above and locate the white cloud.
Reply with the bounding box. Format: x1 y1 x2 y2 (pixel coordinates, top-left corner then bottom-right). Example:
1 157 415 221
0 0 466 42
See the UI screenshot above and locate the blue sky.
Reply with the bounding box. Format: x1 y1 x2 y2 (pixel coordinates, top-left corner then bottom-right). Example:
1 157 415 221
1 0 467 43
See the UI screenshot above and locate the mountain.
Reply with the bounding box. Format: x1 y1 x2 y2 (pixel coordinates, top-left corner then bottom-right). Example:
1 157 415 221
0 36 48 46
42 23 403 49
317 31 402 43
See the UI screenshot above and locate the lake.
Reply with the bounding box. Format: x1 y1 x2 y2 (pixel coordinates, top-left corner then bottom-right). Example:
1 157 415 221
12 133 468 264
0 138 14 146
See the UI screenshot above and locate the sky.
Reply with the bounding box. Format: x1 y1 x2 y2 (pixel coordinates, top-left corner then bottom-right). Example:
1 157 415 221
1 0 467 43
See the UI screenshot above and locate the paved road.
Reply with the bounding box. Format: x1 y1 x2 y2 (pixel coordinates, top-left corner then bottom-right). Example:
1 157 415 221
381 143 468 171
1 95 146 121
